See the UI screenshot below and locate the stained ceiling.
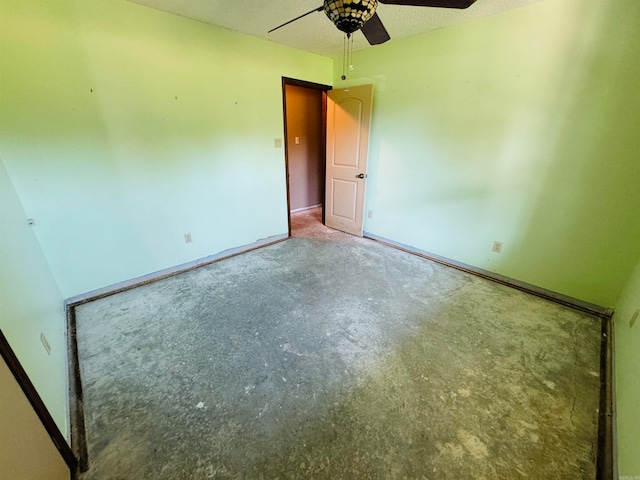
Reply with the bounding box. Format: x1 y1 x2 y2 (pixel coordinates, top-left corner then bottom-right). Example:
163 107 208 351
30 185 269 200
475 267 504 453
126 0 541 57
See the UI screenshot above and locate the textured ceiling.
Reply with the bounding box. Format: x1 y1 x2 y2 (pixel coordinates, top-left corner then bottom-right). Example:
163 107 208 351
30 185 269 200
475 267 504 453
126 0 541 57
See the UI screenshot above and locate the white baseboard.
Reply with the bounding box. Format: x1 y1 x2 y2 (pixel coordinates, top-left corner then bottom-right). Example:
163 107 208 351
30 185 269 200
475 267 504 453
290 204 322 214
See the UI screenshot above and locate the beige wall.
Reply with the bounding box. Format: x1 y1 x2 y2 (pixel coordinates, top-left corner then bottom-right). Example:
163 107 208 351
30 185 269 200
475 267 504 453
0 358 69 480
286 85 324 211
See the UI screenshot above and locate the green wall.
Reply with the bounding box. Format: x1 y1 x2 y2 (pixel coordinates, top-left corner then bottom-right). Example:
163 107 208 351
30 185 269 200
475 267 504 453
3 0 639 471
0 0 332 298
615 263 640 476
0 158 68 436
0 0 331 445
343 1 640 470
339 0 640 308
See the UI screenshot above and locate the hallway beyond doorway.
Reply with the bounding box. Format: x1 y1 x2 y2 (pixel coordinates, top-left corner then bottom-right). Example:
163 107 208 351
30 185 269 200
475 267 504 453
290 206 330 239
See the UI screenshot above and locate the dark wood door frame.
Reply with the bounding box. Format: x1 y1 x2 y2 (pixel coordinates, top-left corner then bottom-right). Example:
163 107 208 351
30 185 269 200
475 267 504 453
281 77 332 236
0 329 78 474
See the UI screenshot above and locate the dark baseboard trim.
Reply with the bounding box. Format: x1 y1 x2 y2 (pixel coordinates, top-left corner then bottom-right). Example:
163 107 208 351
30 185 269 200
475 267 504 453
64 231 615 478
364 232 615 479
0 329 78 473
66 306 89 474
597 316 614 480
65 233 289 473
65 234 288 309
363 233 612 319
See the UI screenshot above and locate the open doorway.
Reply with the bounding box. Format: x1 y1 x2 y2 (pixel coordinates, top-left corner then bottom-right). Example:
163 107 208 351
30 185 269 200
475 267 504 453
282 78 331 236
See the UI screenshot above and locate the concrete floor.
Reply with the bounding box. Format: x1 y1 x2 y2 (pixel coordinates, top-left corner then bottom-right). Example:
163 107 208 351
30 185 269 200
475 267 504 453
75 207 602 479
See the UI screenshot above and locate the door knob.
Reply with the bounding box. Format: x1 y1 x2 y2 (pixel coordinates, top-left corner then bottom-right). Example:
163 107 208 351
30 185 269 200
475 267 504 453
356 173 366 179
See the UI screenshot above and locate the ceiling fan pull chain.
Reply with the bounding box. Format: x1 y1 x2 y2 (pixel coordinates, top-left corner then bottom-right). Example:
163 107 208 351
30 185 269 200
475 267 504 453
341 32 349 91
344 33 352 91
341 33 347 81
349 33 355 72
344 33 355 91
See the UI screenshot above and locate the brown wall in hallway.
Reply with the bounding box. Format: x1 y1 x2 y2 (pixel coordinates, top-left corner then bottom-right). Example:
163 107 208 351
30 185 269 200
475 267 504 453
285 85 324 211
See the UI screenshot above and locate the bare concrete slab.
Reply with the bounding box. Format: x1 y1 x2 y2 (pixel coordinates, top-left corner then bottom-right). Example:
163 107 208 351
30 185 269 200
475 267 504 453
75 208 602 479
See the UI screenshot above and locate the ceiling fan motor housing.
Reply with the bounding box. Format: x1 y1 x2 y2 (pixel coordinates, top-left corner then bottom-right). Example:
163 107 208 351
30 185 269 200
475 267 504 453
324 0 379 34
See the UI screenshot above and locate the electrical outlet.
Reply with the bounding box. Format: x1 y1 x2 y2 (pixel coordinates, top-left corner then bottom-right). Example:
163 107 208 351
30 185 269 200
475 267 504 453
630 309 639 328
40 333 51 355
368 210 373 219
27 218 35 226
295 137 300 145
184 233 192 244
274 138 282 148
492 241 503 253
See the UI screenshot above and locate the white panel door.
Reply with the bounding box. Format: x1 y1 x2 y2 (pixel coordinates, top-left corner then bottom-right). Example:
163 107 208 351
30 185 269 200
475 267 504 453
325 84 373 236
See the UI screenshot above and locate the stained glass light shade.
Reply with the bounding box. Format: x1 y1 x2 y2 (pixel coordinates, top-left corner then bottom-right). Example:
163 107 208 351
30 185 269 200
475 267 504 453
323 0 378 34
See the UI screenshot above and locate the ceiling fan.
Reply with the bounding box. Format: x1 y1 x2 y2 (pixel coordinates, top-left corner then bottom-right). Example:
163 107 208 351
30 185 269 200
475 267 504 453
269 0 479 46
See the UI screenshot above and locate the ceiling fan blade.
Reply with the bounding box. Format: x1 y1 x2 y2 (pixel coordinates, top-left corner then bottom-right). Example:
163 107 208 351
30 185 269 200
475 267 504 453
268 6 323 33
379 0 477 8
361 13 391 45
